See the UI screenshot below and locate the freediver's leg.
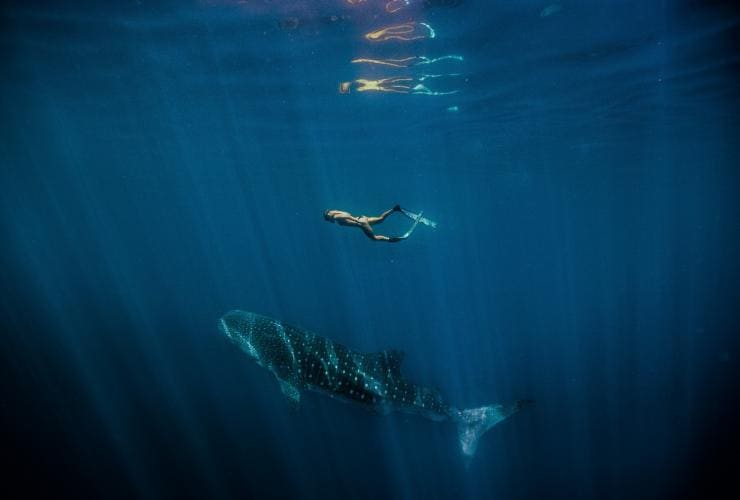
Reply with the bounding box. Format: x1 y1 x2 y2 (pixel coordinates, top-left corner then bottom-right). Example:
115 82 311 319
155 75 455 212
367 205 402 225
361 223 381 240
367 209 421 242
361 222 400 242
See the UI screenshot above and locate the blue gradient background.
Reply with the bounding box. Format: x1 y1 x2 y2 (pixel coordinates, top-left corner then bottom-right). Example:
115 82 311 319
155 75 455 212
1 1 738 499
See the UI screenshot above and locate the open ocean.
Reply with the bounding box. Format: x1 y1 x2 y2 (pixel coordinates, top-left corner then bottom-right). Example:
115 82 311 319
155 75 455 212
1 1 738 499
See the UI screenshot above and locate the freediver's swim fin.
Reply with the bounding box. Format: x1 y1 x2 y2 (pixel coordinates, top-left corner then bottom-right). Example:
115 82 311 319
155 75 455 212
388 211 424 242
400 208 437 229
400 211 424 239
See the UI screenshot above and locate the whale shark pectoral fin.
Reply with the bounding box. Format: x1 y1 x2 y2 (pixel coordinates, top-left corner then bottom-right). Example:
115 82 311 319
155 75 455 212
369 401 392 417
277 378 301 411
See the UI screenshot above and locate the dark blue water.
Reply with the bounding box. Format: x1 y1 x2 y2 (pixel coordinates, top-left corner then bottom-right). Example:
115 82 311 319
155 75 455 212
1 1 738 498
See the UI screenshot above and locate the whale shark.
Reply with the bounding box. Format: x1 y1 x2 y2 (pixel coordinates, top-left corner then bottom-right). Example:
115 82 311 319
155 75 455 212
219 310 531 458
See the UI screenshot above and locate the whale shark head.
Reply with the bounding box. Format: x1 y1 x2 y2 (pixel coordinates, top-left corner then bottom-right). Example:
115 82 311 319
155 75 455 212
219 310 291 371
219 310 265 363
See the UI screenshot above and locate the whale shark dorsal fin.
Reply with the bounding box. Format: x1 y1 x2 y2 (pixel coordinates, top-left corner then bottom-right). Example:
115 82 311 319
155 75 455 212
368 349 405 376
385 349 405 374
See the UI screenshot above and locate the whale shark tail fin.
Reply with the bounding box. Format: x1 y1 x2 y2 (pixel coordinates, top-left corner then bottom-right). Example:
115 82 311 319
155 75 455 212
456 399 533 458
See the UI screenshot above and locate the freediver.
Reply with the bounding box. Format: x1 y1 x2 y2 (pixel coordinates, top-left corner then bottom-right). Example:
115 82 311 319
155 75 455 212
324 205 417 242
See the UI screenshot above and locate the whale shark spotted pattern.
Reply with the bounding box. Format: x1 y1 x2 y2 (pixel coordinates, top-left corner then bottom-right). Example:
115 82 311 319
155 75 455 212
220 310 531 457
